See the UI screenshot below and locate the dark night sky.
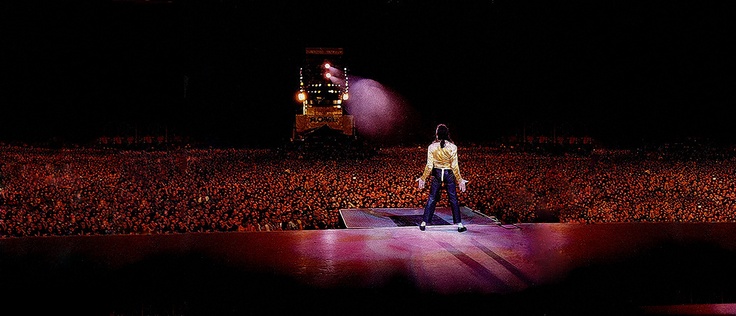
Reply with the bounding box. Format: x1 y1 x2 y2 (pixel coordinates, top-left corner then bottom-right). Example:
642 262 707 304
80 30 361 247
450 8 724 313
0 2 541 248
3 0 736 147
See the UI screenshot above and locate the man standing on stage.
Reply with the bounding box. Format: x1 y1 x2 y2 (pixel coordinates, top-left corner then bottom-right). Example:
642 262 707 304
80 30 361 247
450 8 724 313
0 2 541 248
416 124 469 232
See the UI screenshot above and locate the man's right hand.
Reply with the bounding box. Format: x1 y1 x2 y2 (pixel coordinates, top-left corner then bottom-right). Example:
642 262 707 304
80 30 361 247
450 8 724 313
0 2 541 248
459 180 469 193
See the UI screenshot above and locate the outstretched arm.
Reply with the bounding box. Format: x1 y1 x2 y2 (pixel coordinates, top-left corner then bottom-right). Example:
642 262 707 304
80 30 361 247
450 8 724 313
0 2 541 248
417 144 434 189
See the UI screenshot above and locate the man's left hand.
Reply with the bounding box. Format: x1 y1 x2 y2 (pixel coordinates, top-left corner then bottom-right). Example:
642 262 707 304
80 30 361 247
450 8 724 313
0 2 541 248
416 178 425 189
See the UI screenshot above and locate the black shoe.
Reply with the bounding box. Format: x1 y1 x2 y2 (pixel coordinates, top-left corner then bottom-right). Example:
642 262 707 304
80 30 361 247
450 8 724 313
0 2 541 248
458 226 467 232
419 224 426 231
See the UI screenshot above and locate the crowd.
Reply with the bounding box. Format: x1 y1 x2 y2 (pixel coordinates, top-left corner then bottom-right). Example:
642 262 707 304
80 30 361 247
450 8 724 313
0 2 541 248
1 144 735 237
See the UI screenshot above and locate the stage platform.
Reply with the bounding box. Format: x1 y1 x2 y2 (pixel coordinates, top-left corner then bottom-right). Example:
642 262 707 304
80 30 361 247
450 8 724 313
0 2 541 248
1 209 736 315
339 206 500 228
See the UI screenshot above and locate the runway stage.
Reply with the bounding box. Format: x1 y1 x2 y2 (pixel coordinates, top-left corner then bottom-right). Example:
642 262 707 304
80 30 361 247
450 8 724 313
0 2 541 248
2 207 736 315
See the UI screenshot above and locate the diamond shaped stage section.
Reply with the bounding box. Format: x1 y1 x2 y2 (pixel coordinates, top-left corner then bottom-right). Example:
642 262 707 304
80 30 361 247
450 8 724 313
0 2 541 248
339 206 497 228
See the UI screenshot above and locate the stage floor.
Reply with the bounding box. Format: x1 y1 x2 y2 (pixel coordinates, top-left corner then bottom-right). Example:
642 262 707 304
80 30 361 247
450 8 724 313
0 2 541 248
2 208 736 315
339 206 499 228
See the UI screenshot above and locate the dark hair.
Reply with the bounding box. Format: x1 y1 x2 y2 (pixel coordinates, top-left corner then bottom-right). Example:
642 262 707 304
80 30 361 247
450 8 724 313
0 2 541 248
435 124 450 148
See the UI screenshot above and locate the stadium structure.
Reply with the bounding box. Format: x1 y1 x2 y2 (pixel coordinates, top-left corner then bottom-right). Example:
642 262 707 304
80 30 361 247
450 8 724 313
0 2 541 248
292 47 355 144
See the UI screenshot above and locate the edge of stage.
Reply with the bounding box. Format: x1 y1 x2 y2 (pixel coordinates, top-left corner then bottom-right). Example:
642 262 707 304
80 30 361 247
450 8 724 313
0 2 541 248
1 208 736 315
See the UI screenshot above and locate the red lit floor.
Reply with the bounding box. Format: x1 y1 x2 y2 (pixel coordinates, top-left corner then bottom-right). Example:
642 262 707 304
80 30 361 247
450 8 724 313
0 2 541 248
1 208 736 315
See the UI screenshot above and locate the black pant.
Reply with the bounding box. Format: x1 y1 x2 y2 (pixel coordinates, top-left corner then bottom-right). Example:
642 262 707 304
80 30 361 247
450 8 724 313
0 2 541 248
422 168 462 224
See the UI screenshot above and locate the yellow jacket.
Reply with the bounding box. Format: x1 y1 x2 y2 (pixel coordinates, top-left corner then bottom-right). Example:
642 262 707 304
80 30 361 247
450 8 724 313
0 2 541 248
419 140 464 183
